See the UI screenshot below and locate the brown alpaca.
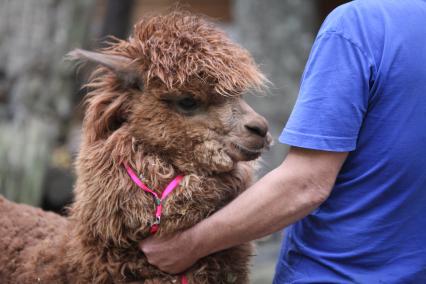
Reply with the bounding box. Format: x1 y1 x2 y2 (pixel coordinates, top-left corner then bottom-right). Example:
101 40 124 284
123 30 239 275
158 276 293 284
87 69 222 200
0 12 271 283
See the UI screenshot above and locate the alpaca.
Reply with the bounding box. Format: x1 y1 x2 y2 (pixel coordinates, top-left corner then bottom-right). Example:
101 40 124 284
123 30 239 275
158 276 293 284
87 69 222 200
0 11 271 283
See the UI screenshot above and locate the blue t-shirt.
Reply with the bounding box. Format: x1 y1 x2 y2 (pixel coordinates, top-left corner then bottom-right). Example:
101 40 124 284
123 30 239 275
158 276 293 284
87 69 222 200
274 1 426 283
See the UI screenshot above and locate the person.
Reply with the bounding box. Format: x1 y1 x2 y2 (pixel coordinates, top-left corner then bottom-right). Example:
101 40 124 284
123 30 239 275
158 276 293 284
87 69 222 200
140 0 426 282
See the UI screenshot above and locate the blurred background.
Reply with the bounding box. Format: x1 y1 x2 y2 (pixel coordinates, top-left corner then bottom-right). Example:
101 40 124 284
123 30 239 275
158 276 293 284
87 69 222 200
0 0 349 283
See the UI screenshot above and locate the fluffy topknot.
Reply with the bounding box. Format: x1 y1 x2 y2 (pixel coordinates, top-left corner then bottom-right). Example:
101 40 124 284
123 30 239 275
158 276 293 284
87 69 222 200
103 11 267 96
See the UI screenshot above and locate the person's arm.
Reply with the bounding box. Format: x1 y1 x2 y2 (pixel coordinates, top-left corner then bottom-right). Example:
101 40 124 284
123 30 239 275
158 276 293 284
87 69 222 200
140 147 348 274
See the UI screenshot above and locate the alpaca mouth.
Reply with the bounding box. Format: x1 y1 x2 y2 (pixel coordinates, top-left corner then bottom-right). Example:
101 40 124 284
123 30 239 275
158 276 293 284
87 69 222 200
228 142 265 161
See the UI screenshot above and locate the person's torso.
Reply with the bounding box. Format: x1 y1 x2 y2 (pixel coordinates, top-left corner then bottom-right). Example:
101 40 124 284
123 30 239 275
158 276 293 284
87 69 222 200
275 1 426 283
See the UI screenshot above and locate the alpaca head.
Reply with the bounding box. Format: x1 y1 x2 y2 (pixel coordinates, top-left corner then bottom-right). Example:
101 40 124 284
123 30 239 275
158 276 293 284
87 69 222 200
70 11 271 174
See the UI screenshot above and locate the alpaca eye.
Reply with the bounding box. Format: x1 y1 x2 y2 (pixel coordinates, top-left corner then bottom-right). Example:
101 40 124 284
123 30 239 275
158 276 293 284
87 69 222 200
176 97 199 112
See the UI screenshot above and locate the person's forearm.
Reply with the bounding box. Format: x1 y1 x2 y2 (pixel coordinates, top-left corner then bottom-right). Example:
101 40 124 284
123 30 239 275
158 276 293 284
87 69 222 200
139 148 346 273
189 159 330 259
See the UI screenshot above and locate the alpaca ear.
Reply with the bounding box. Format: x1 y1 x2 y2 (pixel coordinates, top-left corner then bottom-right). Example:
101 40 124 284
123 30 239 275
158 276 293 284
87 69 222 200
67 48 143 90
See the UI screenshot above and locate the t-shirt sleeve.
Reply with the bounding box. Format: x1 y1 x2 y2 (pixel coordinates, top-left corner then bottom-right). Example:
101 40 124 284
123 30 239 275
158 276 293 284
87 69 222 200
279 31 373 152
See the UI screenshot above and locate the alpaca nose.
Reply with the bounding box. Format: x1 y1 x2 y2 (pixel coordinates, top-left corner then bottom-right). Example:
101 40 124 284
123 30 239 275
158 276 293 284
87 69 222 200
244 117 268 138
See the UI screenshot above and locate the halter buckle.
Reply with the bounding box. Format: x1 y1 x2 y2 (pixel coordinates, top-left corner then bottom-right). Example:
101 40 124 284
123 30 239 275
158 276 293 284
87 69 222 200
152 216 161 225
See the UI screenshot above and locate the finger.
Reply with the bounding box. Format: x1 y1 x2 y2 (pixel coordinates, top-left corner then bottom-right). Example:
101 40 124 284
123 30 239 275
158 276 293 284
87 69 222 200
139 237 155 252
139 241 146 251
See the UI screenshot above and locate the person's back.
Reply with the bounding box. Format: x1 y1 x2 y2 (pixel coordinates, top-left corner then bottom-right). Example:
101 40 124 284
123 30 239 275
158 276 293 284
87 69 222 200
274 0 426 283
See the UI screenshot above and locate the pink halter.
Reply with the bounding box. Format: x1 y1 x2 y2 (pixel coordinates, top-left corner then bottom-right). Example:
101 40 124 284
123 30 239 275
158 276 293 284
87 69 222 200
123 162 188 284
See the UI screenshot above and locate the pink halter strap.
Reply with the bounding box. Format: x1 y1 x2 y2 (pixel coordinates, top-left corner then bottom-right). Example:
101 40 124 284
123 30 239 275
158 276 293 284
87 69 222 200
123 162 184 234
123 162 188 283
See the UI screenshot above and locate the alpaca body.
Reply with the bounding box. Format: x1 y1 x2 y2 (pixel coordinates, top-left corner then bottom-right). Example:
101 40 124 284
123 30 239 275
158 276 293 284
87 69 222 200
0 196 73 283
0 140 254 283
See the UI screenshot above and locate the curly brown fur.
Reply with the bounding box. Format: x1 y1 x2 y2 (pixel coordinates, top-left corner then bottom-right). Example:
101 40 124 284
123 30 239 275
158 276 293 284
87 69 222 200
0 11 271 283
101 11 267 96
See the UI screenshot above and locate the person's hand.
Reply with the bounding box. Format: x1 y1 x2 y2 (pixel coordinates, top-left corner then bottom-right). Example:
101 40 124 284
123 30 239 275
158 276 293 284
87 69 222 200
139 230 202 274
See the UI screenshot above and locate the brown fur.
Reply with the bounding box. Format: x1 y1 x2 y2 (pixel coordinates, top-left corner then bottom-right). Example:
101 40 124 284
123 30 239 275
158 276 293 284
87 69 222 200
0 11 270 283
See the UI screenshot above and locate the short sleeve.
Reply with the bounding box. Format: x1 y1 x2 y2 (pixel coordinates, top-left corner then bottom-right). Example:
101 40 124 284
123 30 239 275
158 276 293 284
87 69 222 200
279 31 373 152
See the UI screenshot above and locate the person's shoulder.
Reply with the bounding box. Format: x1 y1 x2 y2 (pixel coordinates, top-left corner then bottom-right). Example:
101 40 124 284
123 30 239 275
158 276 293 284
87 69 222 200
319 0 386 35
